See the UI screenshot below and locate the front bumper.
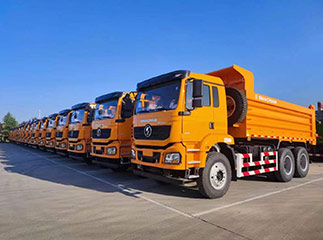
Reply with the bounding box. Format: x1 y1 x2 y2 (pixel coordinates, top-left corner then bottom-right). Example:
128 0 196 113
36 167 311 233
38 138 46 147
30 139 39 146
68 139 89 155
45 139 56 148
55 138 68 151
131 142 189 170
91 141 123 159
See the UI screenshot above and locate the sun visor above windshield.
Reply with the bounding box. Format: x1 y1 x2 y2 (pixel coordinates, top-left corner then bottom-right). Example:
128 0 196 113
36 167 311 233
71 102 90 110
137 70 190 91
95 92 124 103
49 113 58 119
58 109 71 116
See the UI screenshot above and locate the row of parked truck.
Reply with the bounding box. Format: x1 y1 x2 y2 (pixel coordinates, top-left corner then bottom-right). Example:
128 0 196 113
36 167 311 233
8 65 317 198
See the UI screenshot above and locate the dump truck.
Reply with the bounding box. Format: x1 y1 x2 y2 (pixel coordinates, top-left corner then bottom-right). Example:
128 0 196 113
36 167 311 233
8 128 15 142
55 109 72 155
30 119 41 147
45 113 59 151
23 121 32 145
131 65 316 198
15 123 24 144
91 91 136 169
68 102 95 161
38 117 49 150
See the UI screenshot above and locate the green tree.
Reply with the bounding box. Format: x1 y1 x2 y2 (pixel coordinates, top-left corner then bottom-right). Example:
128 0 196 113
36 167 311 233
1 112 18 142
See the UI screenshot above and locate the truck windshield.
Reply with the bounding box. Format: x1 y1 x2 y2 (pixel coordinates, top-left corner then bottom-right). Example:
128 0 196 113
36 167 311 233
135 80 181 114
40 121 46 129
47 119 55 128
58 115 68 126
95 99 118 120
71 109 85 123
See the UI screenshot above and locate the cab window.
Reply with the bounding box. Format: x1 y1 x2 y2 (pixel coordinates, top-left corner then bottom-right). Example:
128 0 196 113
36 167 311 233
186 81 211 109
212 86 219 107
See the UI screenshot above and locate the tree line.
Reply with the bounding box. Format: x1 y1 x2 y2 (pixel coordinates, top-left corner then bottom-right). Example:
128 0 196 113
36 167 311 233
0 113 18 142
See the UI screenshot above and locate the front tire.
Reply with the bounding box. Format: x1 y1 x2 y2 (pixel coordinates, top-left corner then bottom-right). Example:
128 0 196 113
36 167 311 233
275 148 295 182
293 147 309 178
197 152 232 199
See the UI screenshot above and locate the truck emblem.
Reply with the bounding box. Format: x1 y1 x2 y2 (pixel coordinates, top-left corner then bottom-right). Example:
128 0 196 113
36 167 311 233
96 128 101 137
144 124 152 138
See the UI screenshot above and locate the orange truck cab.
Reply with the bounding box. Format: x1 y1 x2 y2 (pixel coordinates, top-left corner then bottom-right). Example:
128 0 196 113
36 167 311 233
30 119 41 147
23 121 32 145
38 117 49 150
68 102 95 160
132 65 316 198
45 113 59 152
91 91 136 169
8 128 14 142
9 128 15 142
55 109 72 155
16 124 24 144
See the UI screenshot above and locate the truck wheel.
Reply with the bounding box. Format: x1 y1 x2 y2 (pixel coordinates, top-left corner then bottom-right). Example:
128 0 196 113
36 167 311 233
197 152 232 199
293 147 309 178
225 88 248 126
275 148 295 182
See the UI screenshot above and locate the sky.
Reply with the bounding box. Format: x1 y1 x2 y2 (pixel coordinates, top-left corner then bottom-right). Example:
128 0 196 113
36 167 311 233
0 0 322 123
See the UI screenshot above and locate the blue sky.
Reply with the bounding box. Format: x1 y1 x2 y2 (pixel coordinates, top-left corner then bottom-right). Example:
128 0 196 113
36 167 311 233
0 0 322 123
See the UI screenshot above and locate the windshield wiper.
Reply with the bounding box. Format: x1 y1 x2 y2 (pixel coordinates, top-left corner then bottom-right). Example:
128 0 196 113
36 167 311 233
137 110 152 114
154 107 169 111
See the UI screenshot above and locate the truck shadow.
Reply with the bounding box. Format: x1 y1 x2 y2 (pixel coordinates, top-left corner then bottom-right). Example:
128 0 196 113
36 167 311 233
240 174 277 182
0 143 204 199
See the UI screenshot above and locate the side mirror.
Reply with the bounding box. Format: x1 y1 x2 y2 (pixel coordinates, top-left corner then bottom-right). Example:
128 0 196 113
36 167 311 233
192 99 203 108
193 79 203 98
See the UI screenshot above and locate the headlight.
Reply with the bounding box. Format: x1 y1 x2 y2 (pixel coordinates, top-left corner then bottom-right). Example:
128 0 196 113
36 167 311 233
164 153 181 164
107 147 117 155
40 141 43 144
61 143 66 148
131 149 136 159
49 142 54 146
76 144 83 151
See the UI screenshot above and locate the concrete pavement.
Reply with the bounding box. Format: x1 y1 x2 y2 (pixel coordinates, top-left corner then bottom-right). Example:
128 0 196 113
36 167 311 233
1 143 323 240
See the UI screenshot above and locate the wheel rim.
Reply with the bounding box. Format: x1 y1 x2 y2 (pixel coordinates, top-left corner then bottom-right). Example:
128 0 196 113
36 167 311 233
299 153 308 171
226 96 236 118
209 162 227 190
284 155 293 175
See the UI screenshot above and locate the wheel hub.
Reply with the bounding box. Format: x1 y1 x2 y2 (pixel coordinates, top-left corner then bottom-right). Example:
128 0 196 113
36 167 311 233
284 155 293 175
299 153 308 171
210 162 227 190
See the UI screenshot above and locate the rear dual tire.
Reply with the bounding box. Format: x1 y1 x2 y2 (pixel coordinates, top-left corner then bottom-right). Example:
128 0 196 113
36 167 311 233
275 148 295 182
293 147 310 178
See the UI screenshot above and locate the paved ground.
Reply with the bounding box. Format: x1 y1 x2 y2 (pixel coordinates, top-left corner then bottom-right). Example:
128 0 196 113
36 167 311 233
1 143 323 240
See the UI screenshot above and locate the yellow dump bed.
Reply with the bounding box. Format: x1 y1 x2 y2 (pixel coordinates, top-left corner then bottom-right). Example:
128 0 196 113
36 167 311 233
208 65 316 145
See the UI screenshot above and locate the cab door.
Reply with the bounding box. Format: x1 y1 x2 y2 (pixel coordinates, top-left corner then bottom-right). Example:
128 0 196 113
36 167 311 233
182 80 214 145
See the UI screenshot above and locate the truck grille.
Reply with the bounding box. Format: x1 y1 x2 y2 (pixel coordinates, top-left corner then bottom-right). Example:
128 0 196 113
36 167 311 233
92 129 111 139
56 131 63 138
137 151 160 163
93 146 104 154
46 132 51 138
39 133 42 138
32 133 35 137
134 126 171 140
68 130 79 138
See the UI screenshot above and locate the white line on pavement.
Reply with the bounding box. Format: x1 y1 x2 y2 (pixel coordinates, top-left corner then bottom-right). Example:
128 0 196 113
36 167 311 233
193 177 323 217
21 148 193 218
